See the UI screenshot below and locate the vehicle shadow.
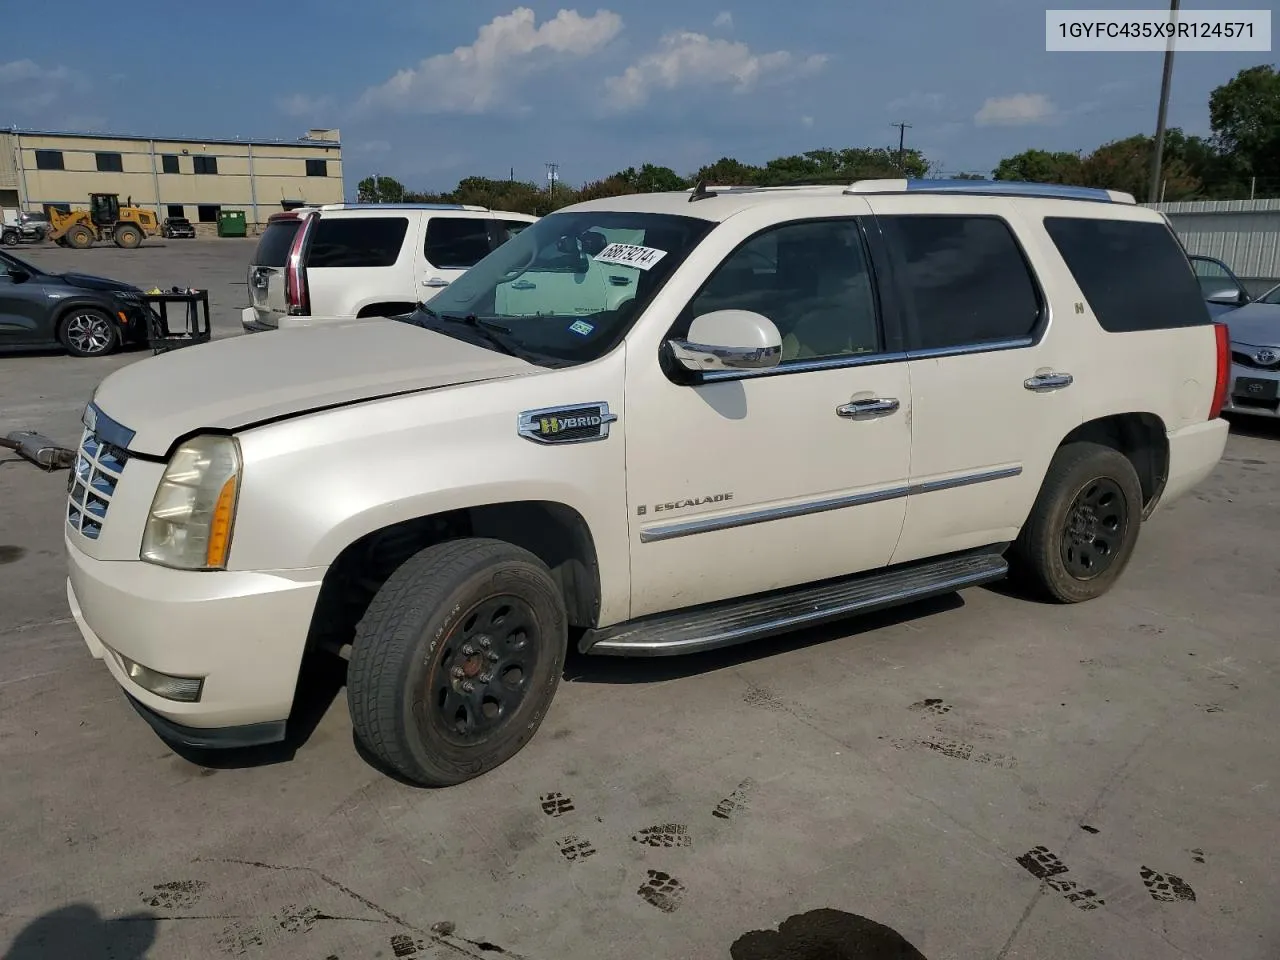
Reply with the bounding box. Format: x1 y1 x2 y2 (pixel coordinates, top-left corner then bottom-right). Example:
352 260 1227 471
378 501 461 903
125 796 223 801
2 903 157 959
1223 412 1280 441
164 650 347 771
564 592 966 686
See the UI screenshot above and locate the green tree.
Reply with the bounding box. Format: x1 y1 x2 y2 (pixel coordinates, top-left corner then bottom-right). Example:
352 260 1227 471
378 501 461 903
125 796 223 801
992 149 1083 184
1080 134 1200 200
1209 64 1280 183
615 164 688 192
692 157 764 185
356 175 406 203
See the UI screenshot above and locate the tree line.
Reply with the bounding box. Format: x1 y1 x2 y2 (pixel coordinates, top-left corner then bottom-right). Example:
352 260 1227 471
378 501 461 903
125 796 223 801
356 63 1280 214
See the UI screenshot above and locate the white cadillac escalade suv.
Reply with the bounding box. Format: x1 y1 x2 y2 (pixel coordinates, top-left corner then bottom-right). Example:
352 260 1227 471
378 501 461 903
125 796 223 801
66 179 1230 786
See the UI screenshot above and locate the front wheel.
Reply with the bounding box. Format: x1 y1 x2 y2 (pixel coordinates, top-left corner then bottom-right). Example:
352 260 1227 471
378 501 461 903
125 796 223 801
1 231 17 246
58 308 120 357
347 538 568 786
1010 442 1144 603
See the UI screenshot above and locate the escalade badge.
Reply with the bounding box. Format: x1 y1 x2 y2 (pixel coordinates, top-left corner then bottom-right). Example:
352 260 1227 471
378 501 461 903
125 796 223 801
518 402 618 445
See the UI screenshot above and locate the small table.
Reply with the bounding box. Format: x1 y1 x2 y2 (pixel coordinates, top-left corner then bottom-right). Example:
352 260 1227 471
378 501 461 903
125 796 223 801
143 290 211 354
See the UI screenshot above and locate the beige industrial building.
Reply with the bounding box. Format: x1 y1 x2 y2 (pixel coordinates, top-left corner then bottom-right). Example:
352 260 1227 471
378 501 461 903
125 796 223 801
0 127 344 234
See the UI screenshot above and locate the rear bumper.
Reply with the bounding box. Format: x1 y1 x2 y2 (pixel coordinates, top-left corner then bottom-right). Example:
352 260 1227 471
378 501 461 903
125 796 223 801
1155 418 1229 511
240 305 277 333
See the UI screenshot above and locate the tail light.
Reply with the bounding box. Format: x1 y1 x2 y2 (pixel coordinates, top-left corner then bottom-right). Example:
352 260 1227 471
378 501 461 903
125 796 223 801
1209 321 1230 419
285 213 315 316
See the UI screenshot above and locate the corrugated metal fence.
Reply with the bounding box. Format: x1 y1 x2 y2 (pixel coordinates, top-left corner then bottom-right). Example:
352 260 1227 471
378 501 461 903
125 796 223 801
1145 199 1280 296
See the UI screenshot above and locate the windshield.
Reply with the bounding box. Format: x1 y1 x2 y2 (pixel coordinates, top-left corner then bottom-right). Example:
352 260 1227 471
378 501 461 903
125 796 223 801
1260 283 1280 306
410 210 714 365
0 249 43 275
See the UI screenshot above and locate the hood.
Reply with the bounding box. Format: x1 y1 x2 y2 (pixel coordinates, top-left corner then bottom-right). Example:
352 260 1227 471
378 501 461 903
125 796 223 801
92 318 541 456
1224 302 1280 348
56 271 143 294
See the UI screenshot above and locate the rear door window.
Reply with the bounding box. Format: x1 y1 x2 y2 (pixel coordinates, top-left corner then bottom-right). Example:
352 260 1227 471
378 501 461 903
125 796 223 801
252 219 301 267
425 217 494 269
308 217 409 268
879 215 1043 350
1043 217 1211 331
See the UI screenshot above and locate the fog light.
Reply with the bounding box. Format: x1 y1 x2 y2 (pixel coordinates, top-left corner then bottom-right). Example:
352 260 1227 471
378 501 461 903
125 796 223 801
118 654 204 702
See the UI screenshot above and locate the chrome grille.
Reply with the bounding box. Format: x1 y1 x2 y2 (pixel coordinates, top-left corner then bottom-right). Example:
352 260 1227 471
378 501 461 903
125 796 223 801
67 428 130 540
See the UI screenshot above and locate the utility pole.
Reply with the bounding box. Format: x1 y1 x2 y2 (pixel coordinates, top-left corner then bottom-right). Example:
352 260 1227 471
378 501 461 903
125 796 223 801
891 122 912 175
1147 0 1180 203
545 162 559 195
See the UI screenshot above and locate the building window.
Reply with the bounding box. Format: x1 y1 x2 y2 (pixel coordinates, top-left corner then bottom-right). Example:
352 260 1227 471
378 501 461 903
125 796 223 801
34 150 64 171
196 205 221 223
305 158 328 177
161 154 180 175
167 204 185 219
95 152 124 173
193 155 218 175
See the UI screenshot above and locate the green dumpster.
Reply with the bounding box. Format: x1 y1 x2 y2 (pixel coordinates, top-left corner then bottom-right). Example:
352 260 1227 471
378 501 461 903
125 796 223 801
217 210 247 238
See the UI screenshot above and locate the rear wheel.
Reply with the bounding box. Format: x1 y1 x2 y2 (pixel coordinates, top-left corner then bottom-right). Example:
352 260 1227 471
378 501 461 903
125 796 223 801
1010 442 1143 603
58 308 119 357
347 538 567 786
66 225 95 249
114 224 143 249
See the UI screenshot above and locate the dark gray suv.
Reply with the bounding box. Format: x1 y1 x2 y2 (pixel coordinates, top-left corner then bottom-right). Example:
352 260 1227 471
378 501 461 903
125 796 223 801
0 249 151 357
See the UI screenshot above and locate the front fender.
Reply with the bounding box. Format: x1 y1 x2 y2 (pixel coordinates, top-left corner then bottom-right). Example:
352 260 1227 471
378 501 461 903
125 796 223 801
228 354 631 623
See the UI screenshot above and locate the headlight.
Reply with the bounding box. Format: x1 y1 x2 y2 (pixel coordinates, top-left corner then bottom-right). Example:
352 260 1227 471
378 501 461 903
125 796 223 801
141 435 241 570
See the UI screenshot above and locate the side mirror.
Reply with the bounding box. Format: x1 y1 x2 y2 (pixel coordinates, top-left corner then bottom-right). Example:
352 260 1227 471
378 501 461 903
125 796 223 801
6 267 30 284
1205 286 1247 306
667 310 782 374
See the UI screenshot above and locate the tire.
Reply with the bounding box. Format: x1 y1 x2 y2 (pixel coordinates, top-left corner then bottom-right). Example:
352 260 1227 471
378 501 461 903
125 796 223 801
1009 442 1144 603
58 308 120 357
66 225 95 249
114 224 143 249
348 538 568 786
1 230 17 247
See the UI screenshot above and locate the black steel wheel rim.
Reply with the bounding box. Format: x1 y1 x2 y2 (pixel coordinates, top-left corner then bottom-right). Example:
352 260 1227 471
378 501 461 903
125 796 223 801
418 595 541 746
1060 476 1128 580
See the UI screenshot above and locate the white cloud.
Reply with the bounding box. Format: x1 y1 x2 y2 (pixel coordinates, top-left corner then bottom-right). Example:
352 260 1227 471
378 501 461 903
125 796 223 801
713 11 733 28
800 115 814 127
358 7 623 115
276 93 335 117
605 32 827 109
0 59 82 115
974 93 1056 127
886 91 944 114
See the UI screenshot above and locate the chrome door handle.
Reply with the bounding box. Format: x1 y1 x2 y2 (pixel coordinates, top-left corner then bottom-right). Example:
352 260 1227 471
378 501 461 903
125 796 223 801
1024 372 1073 392
836 398 900 419
422 277 450 288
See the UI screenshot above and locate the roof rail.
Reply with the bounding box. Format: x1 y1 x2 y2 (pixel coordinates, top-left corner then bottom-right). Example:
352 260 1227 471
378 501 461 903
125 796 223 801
319 202 489 212
845 178 1136 204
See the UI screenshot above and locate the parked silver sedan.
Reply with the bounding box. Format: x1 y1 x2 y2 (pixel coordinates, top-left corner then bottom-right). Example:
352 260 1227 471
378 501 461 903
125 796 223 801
1222 282 1280 419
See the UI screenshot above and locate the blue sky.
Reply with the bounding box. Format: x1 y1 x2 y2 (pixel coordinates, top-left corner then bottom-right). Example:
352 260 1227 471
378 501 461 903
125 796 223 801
1 0 1272 194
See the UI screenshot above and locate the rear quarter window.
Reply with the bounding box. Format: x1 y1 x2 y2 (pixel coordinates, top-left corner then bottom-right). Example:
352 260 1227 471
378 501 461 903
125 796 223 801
252 219 301 268
309 217 409 268
1043 217 1211 332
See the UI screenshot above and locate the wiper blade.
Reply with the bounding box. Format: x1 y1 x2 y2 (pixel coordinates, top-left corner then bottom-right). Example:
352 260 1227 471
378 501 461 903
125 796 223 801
443 313 512 334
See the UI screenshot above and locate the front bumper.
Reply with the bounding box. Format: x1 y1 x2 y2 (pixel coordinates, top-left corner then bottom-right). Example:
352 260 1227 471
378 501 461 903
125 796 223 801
1223 362 1280 418
66 534 325 738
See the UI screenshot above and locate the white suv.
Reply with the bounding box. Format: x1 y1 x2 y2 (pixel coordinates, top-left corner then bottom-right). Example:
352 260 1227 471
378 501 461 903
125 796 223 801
68 178 1228 785
241 203 537 332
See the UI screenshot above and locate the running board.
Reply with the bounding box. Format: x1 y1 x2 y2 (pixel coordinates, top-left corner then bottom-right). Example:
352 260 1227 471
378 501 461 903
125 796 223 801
580 548 1008 657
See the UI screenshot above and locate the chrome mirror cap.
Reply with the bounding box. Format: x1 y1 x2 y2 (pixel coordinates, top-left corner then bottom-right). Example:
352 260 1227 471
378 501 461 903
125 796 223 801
668 310 783 372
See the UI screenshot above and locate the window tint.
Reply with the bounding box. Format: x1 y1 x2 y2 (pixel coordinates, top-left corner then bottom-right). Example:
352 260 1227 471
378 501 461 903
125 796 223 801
684 219 880 363
95 152 123 173
254 219 302 267
161 154 180 174
501 220 532 240
34 150 64 171
309 216 408 268
425 217 493 269
197 205 221 223
305 158 328 177
1043 217 1211 332
881 215 1041 350
193 155 218 175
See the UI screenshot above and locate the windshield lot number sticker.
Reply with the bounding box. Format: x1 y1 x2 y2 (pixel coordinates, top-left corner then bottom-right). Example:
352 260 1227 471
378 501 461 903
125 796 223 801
569 320 594 336
595 243 667 271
